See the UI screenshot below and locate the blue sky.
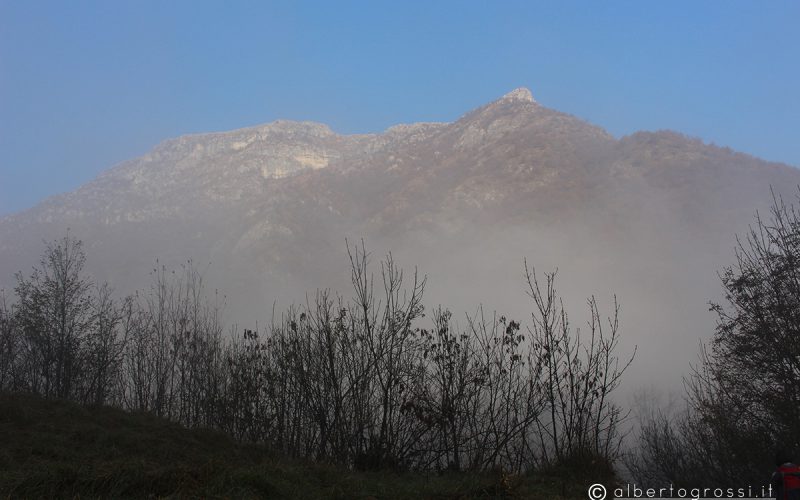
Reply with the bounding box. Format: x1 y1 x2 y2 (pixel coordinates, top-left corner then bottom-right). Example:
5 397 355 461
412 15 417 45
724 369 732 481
1 1 798 215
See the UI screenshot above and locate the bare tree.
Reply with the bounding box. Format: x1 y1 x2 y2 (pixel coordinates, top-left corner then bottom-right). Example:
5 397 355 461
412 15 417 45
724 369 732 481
525 264 635 468
81 283 127 406
630 189 800 488
13 235 95 399
2 236 638 477
0 290 18 390
119 261 225 423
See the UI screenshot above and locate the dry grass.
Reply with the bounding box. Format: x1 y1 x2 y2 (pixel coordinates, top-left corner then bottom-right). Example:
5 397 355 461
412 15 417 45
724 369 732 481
0 392 613 499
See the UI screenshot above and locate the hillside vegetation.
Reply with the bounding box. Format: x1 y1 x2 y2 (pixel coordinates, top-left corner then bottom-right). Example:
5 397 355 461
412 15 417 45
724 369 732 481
3 185 800 495
0 392 612 499
0 236 633 475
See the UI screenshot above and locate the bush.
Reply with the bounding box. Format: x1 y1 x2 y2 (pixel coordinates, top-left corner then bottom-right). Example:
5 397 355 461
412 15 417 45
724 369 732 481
630 189 800 488
2 237 634 475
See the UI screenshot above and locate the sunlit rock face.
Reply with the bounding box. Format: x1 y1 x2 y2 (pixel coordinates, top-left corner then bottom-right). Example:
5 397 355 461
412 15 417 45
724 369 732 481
1 88 798 392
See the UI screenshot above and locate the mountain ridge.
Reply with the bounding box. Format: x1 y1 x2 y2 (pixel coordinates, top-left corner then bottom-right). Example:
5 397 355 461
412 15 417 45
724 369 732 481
3 87 796 229
2 87 797 281
1 88 798 392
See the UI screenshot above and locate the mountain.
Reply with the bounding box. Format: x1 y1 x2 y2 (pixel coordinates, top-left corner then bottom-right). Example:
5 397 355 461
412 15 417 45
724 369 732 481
1 88 797 391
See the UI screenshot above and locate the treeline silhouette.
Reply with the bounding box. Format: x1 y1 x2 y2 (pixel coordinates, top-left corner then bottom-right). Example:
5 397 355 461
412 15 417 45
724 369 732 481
3 189 799 486
627 190 800 489
0 239 632 475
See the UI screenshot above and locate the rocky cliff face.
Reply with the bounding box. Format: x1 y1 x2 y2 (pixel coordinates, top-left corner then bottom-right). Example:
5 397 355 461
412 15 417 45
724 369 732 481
1 88 797 390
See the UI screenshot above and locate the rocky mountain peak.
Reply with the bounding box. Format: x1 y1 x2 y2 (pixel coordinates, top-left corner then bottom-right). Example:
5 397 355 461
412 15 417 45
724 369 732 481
501 87 535 103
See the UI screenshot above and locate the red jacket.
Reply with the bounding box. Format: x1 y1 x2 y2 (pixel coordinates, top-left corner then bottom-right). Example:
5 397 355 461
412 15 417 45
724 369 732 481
773 463 800 500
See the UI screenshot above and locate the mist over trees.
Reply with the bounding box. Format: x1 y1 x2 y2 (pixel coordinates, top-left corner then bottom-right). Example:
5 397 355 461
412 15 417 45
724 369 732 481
628 190 800 488
4 189 800 486
0 238 633 475
6 236 127 404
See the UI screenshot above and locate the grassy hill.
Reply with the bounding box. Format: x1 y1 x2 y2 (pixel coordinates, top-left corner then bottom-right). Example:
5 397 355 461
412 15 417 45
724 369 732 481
0 392 611 499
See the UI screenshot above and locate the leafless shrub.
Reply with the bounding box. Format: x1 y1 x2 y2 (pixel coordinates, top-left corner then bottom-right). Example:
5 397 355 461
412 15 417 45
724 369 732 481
0 290 18 390
525 264 635 468
630 189 800 488
2 236 635 476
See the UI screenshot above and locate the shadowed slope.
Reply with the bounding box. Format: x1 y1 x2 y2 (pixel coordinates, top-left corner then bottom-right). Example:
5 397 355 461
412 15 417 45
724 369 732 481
0 392 612 499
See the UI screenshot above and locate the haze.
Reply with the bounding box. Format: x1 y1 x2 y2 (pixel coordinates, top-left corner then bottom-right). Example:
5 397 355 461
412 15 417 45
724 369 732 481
1 2 799 415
